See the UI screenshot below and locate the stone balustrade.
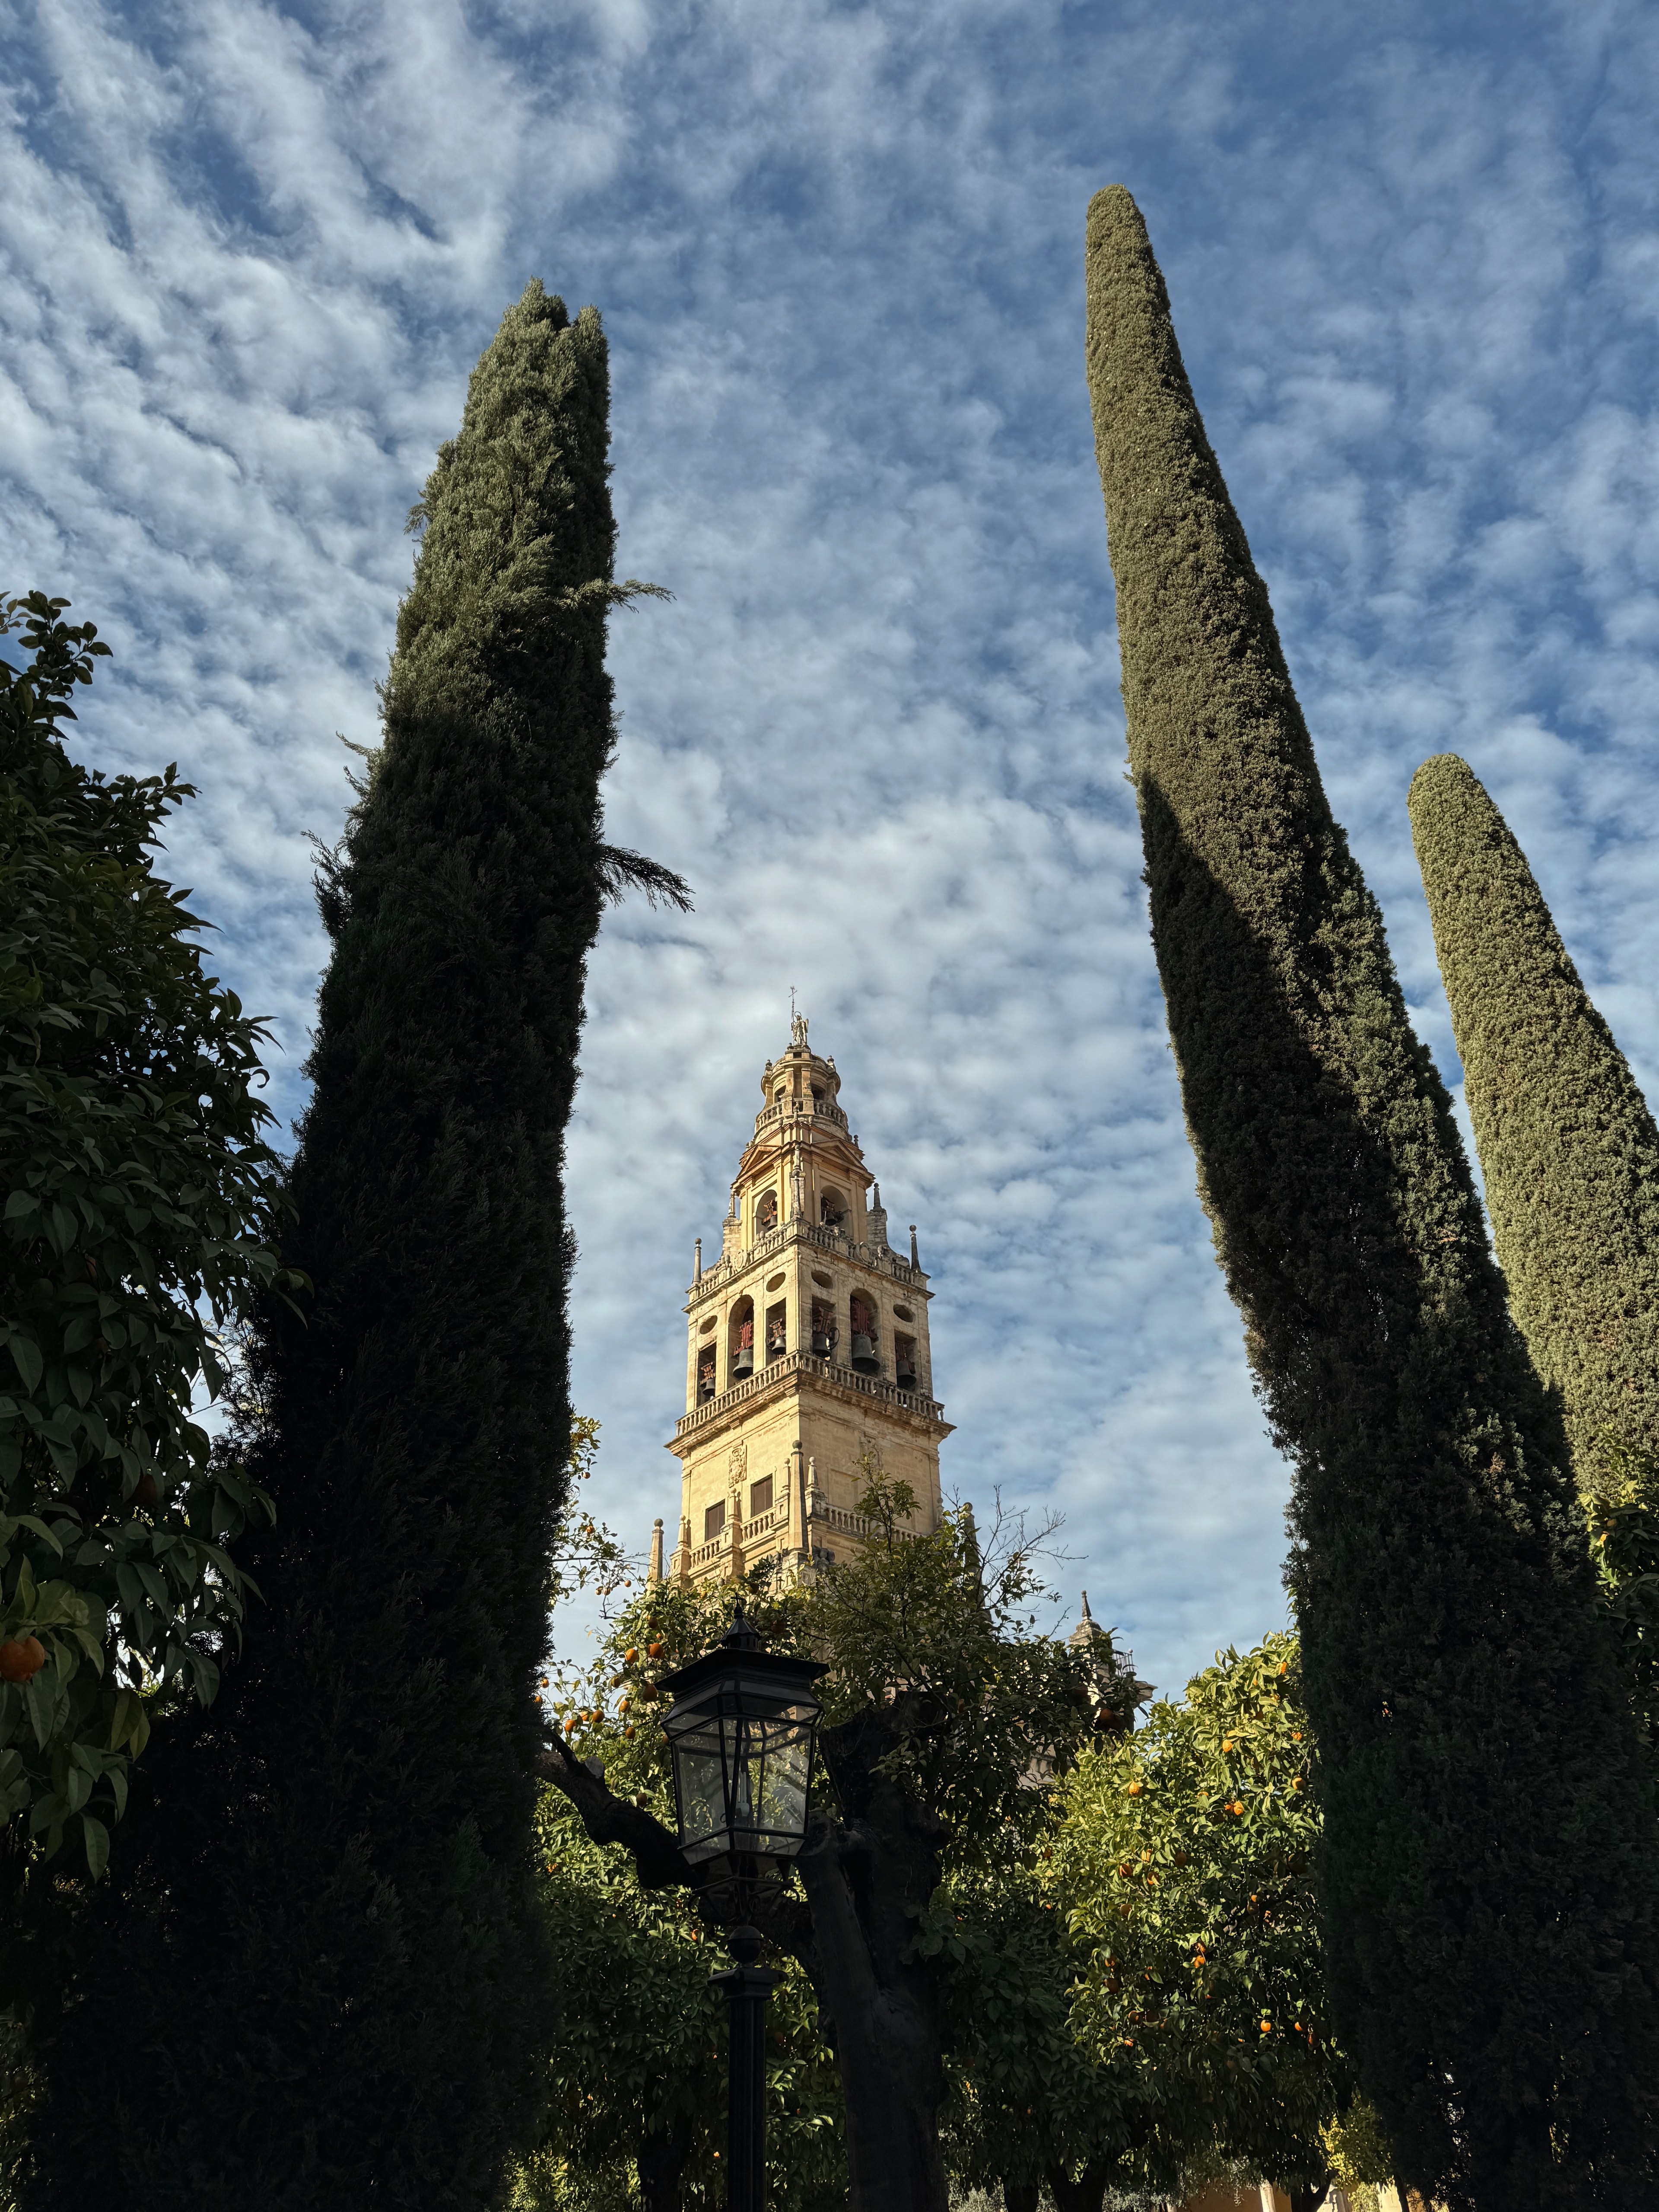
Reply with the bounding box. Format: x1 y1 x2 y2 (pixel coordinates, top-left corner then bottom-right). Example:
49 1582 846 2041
690 1215 924 1301
805 1496 921 1545
678 1493 918 1579
753 1095 849 1134
674 1348 944 1443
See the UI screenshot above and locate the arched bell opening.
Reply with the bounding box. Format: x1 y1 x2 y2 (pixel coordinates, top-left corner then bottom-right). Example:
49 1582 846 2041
754 1187 779 1237
849 1293 880 1376
819 1186 849 1232
895 1332 918 1392
729 1296 755 1381
809 1299 836 1357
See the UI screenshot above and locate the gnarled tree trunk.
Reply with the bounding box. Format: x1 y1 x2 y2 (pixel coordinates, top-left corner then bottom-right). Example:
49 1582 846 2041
795 1808 947 2210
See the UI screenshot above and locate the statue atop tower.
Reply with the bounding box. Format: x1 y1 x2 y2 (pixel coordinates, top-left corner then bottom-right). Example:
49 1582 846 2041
659 1023 950 1586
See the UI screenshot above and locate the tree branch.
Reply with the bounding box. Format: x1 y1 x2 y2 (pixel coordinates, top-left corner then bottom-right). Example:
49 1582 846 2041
596 844 693 912
534 1731 820 1979
534 1733 695 1891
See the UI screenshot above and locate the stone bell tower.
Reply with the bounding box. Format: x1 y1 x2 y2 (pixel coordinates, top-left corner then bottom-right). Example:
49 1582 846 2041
660 1015 951 1586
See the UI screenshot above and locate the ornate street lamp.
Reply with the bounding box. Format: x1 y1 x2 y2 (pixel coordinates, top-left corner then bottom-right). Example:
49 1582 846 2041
659 1602 827 2212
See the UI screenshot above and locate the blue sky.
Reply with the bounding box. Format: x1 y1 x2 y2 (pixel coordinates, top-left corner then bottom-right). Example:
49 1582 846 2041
4 0 1657 1695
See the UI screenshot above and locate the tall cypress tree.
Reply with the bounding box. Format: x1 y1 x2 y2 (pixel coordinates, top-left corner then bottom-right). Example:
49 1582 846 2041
27 285 679 2208
1084 185 1659 2209
1408 751 1659 1494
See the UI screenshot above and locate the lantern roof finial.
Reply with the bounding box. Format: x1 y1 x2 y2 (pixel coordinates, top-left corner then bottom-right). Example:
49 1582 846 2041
724 1597 762 1653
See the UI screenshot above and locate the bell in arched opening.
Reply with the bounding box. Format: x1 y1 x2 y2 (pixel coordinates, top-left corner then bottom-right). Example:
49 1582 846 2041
849 1294 879 1376
730 1299 755 1380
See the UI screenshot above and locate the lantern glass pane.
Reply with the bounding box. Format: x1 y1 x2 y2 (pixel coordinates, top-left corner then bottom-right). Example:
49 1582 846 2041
671 1721 728 1855
727 1709 814 1857
757 1724 811 1847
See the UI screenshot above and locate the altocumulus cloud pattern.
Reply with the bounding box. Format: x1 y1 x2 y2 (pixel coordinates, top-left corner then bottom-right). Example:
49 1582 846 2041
3 0 1657 1693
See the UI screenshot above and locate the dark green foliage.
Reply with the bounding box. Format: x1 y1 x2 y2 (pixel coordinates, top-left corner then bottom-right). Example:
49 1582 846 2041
25 286 639 2207
809 1465 1113 1854
1408 752 1659 1496
1084 185 1659 2209
519 1794 843 2212
929 1834 1141 2207
0 593 286 1880
802 1468 1141 2210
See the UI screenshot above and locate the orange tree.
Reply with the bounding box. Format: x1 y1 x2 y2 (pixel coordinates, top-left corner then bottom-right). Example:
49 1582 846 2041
1050 1632 1391 2210
0 593 289 1888
541 1467 1124 2212
523 1569 844 2212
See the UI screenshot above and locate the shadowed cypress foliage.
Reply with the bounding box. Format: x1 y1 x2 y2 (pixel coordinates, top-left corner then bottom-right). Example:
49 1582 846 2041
1408 752 1659 1495
24 285 658 2209
1084 185 1659 2210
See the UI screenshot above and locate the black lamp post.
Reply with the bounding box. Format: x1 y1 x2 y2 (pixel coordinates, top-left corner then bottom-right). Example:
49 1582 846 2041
659 1602 827 2212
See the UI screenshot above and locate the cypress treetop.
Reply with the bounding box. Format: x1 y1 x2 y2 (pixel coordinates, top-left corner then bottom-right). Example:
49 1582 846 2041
26 285 664 2208
1408 750 1659 1494
1085 184 1659 2209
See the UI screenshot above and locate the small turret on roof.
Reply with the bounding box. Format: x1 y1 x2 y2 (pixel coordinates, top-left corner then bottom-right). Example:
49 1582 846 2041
1068 1592 1154 1726
1069 1589 1105 1648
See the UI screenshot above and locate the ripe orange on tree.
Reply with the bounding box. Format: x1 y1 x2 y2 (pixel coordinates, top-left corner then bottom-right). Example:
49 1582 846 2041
0 1637 47 1684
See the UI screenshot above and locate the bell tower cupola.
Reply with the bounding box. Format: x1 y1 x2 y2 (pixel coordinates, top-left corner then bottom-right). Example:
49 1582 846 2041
662 1014 950 1586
